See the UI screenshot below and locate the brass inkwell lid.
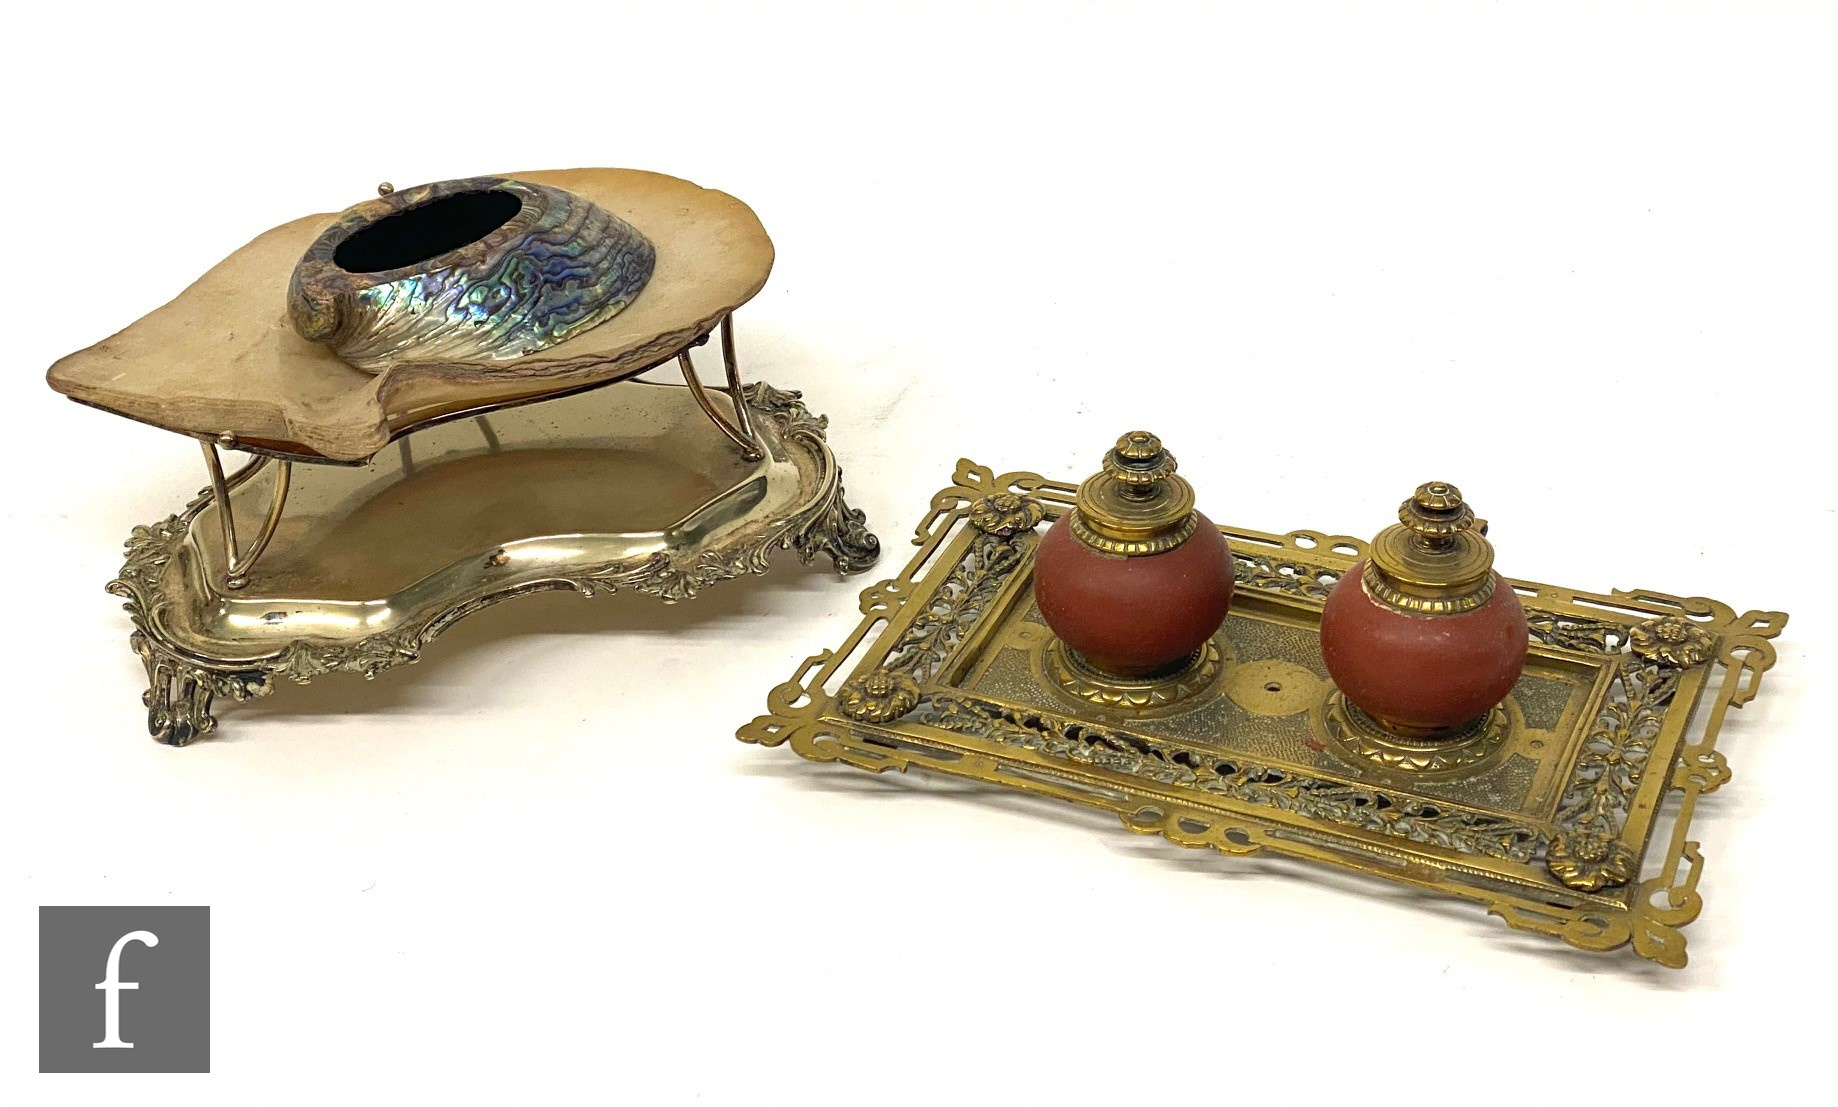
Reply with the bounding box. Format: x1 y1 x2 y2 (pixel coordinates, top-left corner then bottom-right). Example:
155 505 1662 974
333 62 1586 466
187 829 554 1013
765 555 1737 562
1364 481 1496 615
1069 431 1199 556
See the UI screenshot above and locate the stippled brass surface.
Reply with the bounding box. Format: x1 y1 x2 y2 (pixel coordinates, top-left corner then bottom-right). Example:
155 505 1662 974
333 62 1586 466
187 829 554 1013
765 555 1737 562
969 594 1573 815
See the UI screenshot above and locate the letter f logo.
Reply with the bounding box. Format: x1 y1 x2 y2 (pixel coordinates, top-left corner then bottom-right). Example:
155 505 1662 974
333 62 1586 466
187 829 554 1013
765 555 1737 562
93 930 158 1049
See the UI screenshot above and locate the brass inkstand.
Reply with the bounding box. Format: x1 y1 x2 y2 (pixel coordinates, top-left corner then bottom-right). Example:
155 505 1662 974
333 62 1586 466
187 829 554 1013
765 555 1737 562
50 169 880 742
740 445 1788 968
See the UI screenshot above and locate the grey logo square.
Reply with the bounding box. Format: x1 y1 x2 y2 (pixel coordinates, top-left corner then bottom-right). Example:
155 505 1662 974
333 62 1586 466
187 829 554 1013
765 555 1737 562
39 906 209 1073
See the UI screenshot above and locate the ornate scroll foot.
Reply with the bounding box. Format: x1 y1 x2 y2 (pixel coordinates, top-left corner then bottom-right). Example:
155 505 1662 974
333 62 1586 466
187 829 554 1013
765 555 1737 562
796 483 881 575
127 630 270 746
741 381 881 576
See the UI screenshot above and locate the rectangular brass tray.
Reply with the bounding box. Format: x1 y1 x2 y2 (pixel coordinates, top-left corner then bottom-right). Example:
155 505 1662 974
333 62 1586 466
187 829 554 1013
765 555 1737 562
739 460 1787 968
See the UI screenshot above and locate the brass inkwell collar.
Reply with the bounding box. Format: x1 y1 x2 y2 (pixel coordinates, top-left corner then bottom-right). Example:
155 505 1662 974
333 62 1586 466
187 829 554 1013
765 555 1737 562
1070 431 1199 556
1365 481 1496 614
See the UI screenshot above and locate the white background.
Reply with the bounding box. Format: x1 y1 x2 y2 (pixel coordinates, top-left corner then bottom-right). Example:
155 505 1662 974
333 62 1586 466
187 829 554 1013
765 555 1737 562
4 3 1835 1105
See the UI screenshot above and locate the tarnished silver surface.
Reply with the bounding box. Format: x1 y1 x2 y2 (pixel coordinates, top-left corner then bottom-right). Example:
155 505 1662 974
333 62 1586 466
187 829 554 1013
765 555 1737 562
108 380 878 744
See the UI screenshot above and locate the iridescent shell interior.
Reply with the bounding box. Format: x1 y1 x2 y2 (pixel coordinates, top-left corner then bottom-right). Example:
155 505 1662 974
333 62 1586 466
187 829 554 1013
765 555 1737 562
287 176 657 372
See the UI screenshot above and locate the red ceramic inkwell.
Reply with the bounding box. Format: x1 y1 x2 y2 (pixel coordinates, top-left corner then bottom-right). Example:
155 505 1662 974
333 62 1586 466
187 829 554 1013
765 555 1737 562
1034 432 1234 703
1319 482 1527 741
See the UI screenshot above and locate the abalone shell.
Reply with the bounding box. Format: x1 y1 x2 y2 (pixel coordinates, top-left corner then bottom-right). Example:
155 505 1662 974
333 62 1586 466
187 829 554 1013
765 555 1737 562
287 176 655 372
